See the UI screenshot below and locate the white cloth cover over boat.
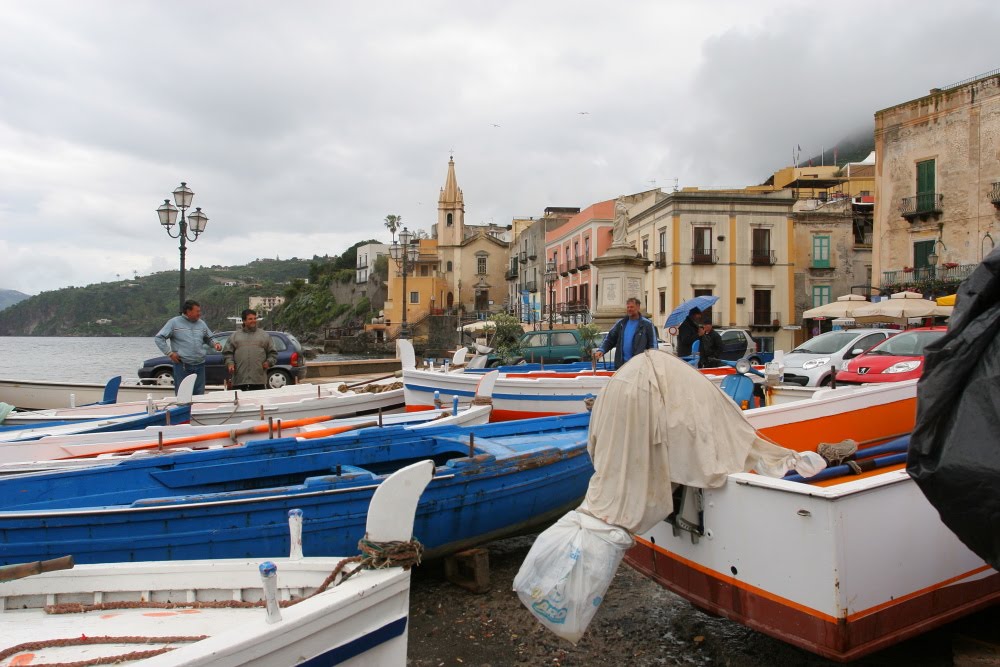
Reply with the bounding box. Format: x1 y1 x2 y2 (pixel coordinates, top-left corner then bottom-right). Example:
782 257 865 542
515 350 824 643
580 349 824 534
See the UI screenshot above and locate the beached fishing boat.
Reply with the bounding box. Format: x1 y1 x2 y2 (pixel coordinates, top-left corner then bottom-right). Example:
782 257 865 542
0 405 192 444
0 376 180 410
0 460 433 666
538 350 989 662
1 374 406 427
0 411 591 566
0 394 493 475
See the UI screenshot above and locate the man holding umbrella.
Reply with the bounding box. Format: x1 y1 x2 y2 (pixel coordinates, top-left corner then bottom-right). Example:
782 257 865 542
593 297 658 370
677 308 702 357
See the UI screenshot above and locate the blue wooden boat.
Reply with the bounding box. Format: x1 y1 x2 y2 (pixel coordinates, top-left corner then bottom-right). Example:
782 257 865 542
0 412 591 565
0 405 191 443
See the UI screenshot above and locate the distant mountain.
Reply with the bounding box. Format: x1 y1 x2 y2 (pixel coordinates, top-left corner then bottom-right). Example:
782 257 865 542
0 289 29 312
803 126 875 170
0 259 313 336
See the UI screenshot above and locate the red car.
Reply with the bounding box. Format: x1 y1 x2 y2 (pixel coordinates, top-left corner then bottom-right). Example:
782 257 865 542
835 326 946 384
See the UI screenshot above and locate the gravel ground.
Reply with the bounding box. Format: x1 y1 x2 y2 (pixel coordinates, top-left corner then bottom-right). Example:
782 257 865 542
407 535 999 667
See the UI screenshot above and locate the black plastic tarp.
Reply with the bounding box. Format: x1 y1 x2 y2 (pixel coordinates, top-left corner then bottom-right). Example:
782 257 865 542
908 249 1000 570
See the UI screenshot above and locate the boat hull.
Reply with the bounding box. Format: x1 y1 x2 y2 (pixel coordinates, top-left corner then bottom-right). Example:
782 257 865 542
625 470 1000 662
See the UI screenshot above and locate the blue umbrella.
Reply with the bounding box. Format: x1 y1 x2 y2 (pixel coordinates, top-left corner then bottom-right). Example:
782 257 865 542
664 295 719 328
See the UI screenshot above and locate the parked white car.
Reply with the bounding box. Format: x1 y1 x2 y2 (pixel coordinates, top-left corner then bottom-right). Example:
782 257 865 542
781 328 897 387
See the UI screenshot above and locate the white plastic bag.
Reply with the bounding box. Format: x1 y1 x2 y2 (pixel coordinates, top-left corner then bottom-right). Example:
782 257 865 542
513 510 634 644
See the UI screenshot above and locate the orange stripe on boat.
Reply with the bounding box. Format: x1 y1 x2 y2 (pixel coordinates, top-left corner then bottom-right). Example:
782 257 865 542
756 398 916 451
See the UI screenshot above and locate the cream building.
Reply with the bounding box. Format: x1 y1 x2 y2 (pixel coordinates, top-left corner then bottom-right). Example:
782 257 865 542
874 70 1000 295
628 188 796 352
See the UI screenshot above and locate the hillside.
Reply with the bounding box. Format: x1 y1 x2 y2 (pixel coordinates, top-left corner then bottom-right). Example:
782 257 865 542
0 289 29 312
0 259 313 336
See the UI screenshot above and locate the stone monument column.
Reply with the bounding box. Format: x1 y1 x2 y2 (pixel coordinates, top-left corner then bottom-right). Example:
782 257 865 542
591 196 652 331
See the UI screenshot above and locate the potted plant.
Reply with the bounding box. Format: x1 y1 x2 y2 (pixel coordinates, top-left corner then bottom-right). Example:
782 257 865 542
902 266 914 273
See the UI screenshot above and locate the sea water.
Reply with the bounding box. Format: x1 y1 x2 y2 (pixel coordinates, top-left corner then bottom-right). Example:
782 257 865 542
0 336 362 384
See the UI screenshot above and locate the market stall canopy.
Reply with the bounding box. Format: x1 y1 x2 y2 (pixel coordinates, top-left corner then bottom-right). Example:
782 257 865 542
852 291 950 323
802 294 869 320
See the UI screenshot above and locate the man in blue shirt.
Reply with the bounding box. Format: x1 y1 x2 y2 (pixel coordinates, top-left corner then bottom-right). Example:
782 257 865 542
154 299 222 395
593 297 658 370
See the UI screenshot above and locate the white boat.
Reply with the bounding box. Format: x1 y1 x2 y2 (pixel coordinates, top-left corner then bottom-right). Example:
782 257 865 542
0 376 190 410
2 375 406 427
0 459 434 666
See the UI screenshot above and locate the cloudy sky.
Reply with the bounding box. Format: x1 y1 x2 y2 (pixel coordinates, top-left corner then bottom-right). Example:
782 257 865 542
2 0 998 295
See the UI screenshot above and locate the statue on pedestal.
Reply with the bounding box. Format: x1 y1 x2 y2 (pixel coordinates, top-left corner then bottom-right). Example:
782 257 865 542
611 196 630 248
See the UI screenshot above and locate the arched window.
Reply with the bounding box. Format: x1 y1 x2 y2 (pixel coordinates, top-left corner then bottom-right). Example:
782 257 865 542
446 261 453 272
447 213 453 226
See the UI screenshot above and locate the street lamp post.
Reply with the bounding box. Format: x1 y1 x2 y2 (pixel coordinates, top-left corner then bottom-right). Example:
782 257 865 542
544 260 558 331
157 182 209 314
389 227 420 339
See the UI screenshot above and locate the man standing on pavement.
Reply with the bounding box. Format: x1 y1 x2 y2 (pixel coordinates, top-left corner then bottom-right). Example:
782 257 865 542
676 307 702 357
593 297 658 370
223 309 277 392
154 299 222 396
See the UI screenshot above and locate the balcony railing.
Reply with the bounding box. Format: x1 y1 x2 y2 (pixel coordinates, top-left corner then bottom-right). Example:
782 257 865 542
559 262 570 276
524 280 538 293
692 249 718 265
504 266 518 281
881 263 977 289
654 252 667 268
518 251 528 264
750 249 777 266
749 311 781 330
991 182 1000 209
900 193 943 222
577 252 590 270
568 257 579 273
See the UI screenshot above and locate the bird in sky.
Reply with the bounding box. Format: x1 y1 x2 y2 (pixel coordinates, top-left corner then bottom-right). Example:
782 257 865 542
577 111 590 115
491 123 501 127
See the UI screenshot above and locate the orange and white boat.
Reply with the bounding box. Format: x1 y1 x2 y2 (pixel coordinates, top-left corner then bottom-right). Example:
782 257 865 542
624 376 1000 661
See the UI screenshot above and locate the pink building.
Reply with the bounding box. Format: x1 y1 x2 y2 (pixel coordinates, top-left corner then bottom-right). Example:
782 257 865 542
543 199 614 322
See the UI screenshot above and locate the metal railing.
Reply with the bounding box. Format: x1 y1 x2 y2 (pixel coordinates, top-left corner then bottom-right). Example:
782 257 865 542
749 311 781 328
504 266 518 280
991 182 1000 207
524 280 538 293
692 249 718 265
900 193 943 218
577 252 590 270
559 262 570 276
881 263 977 287
750 249 777 266
654 251 666 268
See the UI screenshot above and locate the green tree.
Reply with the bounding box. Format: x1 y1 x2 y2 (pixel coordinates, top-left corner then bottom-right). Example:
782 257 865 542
577 323 602 357
488 313 524 365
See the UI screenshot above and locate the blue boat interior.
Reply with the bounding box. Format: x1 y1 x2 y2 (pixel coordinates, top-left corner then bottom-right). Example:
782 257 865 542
1 412 591 511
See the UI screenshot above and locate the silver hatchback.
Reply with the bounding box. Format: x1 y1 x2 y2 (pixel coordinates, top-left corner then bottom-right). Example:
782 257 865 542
782 329 897 386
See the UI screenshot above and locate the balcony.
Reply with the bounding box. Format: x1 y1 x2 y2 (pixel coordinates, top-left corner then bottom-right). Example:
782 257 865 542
504 266 518 281
568 257 579 273
577 253 590 270
750 249 777 266
880 263 977 293
749 311 781 331
691 249 718 265
559 262 570 276
992 182 1000 209
518 251 528 264
654 252 667 268
900 193 943 222
524 280 538 293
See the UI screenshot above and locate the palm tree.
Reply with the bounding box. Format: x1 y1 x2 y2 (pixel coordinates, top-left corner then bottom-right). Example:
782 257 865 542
384 214 402 241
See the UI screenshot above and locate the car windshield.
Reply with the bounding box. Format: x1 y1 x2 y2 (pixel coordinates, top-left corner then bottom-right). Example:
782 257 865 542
790 332 859 355
864 330 944 356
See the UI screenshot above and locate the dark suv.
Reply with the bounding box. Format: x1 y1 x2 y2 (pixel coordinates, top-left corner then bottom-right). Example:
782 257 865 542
138 331 307 389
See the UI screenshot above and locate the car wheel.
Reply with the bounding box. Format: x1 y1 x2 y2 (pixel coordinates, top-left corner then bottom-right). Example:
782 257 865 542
748 356 762 365
819 375 833 387
267 369 291 389
154 369 174 386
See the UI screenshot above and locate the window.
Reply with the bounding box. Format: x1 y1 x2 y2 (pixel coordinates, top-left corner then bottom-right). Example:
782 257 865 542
579 284 589 306
584 237 591 260
659 290 666 314
552 332 577 346
573 241 579 261
447 213 453 226
916 159 935 212
420 265 429 277
914 240 935 269
641 238 649 258
853 333 887 356
753 289 772 326
659 229 667 252
812 235 830 268
812 285 831 308
525 333 548 348
693 227 713 262
409 291 419 304
752 228 771 264
477 256 487 274
694 288 714 323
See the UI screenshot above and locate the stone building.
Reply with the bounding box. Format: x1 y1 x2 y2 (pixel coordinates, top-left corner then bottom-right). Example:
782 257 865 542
874 69 1000 296
505 207 579 327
